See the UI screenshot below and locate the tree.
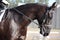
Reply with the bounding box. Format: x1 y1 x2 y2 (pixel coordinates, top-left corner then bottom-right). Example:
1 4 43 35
6 0 19 8
6 0 49 8
45 0 49 4
39 0 48 4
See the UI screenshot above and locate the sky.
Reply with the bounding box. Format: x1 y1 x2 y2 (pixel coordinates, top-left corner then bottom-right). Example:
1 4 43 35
48 0 56 6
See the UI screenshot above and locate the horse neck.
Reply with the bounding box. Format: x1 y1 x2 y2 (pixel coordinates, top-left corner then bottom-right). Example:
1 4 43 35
17 9 37 21
36 7 47 25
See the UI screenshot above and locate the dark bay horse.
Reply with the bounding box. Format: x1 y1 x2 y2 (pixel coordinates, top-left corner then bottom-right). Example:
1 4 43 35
0 2 56 40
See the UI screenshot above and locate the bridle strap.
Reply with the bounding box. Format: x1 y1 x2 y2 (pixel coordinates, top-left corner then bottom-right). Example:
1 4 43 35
39 7 48 25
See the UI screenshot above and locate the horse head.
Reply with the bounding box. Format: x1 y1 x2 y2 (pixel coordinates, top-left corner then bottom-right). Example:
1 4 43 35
38 2 57 36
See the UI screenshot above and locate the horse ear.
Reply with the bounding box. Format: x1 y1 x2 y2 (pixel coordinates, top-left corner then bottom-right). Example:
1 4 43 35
49 2 57 10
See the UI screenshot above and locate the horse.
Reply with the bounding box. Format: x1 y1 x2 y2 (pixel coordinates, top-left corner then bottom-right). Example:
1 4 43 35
0 2 56 40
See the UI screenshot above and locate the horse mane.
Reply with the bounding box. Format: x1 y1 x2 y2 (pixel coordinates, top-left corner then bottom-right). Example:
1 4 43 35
10 3 48 11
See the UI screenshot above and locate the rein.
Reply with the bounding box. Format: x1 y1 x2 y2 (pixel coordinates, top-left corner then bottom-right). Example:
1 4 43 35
2 6 49 27
13 7 49 26
13 8 52 36
13 8 39 25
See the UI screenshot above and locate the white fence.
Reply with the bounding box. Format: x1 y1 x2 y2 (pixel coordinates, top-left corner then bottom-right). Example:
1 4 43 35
55 4 60 29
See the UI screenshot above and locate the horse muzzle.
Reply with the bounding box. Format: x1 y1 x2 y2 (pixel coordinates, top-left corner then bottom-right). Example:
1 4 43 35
40 24 52 36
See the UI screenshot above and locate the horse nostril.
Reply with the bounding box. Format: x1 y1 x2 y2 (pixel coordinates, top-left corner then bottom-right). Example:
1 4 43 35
43 33 49 36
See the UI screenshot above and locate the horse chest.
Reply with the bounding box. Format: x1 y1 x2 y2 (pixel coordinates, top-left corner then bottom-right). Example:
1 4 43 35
10 19 26 40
